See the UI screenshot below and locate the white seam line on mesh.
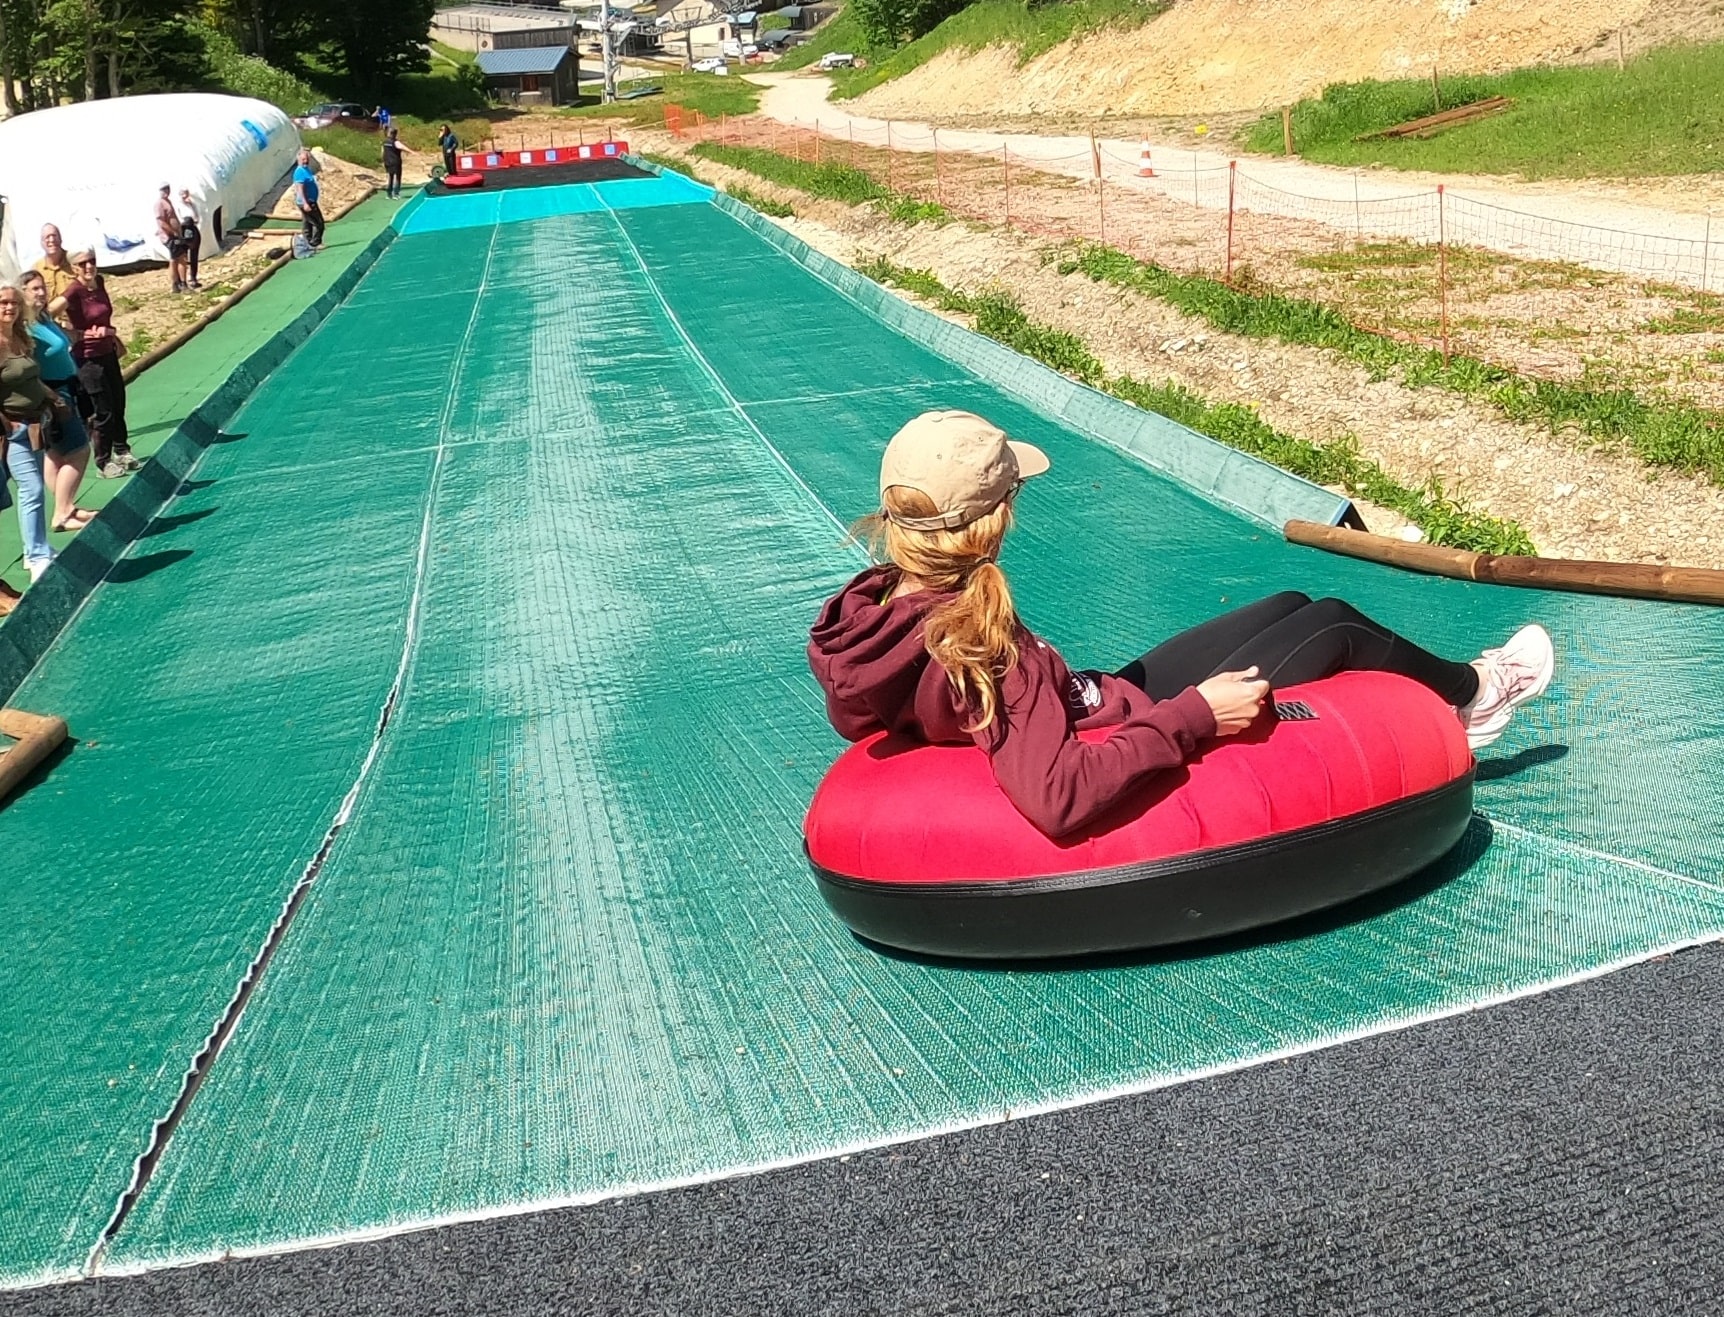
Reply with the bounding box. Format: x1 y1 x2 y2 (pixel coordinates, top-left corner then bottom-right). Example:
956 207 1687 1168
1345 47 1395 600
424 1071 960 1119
67 198 1724 1282
592 189 858 551
698 194 1300 531
14 253 375 687
1489 818 1724 894
83 217 504 1277
77 928 1724 1284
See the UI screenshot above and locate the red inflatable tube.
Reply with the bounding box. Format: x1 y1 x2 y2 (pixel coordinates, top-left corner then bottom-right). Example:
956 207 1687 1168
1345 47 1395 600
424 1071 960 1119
442 172 485 189
803 671 1475 959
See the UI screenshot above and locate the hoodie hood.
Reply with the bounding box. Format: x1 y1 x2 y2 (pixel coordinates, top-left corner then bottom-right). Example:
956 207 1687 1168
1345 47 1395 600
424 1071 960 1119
807 564 972 744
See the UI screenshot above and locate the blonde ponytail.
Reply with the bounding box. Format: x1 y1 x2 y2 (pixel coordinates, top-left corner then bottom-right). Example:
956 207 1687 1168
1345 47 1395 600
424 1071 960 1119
857 486 1022 732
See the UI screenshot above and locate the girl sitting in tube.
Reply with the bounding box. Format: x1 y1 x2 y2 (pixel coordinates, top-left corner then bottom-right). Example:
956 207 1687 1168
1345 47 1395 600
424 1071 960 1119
807 410 1554 839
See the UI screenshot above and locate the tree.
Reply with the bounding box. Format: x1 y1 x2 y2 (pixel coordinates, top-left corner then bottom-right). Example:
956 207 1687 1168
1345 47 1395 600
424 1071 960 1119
309 0 434 92
2 0 206 103
199 0 313 64
850 0 976 46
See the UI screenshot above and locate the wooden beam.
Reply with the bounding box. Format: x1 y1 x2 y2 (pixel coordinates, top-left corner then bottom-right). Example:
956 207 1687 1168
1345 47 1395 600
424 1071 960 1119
1284 521 1724 606
0 709 69 804
1357 96 1511 142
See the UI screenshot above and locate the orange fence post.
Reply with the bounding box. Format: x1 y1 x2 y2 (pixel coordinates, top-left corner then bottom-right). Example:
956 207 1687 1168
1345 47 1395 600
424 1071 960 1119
933 128 943 206
814 119 821 166
886 121 895 190
1003 144 1011 228
1437 183 1451 363
848 121 855 168
1225 160 1237 283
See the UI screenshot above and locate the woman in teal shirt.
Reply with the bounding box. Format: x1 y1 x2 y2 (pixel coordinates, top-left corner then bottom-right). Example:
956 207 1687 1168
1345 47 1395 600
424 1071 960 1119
19 270 94 532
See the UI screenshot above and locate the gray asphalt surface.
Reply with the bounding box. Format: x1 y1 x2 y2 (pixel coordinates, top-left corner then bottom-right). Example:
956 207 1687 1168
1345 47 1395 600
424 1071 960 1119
10 940 1722 1317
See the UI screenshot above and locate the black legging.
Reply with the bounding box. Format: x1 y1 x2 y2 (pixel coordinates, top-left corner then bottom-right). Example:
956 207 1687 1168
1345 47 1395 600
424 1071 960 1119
1114 592 1481 708
76 352 129 466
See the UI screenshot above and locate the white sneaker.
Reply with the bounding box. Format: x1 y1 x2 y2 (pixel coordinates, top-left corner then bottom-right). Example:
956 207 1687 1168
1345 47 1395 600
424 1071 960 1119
24 555 54 584
1457 623 1555 751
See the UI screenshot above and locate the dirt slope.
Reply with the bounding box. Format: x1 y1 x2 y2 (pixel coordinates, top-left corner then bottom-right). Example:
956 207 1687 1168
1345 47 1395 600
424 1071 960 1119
855 0 1653 119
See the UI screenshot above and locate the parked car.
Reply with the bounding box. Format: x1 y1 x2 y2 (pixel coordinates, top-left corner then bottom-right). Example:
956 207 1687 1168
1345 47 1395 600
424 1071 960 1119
293 102 378 131
691 56 727 72
818 51 856 69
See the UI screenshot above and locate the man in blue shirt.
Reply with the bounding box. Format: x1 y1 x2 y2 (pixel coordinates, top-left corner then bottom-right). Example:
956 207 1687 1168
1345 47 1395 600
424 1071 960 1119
292 148 325 249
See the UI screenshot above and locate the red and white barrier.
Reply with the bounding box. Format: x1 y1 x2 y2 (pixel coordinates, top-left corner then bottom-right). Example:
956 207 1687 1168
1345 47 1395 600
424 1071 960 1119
456 141 630 172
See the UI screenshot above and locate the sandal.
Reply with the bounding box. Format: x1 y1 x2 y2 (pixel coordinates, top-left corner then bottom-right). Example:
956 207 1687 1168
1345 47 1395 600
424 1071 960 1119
52 508 98 532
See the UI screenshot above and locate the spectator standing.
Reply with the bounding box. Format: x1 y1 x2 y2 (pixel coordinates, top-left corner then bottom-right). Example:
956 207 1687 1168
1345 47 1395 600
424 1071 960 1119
439 123 458 177
177 190 203 291
0 284 66 580
157 183 188 294
375 105 392 133
381 128 410 199
33 225 77 319
19 271 95 532
293 148 325 250
62 250 135 479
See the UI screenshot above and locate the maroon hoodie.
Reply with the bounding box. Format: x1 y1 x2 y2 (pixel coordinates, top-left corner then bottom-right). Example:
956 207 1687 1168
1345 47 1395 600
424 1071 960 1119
808 564 1217 838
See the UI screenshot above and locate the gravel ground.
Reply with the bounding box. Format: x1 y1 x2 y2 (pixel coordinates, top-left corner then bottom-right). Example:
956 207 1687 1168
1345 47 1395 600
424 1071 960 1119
653 134 1724 567
104 150 382 372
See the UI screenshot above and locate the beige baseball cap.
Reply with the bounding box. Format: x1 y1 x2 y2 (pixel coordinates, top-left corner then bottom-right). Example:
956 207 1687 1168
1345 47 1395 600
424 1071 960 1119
879 410 1050 531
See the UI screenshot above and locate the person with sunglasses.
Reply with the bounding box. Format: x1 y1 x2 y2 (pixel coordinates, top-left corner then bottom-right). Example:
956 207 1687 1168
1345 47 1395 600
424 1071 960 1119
61 250 136 479
0 283 72 582
808 410 1555 839
18 270 96 532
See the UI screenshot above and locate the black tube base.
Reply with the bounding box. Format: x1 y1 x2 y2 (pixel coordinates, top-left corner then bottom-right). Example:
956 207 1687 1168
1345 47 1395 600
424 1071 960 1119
811 774 1476 960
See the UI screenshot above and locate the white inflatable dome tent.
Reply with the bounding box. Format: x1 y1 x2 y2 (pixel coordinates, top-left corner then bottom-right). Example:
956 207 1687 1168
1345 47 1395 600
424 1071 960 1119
0 92 300 280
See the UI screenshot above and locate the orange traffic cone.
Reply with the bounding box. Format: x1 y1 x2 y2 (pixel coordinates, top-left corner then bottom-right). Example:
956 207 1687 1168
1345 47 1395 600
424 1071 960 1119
1137 140 1155 177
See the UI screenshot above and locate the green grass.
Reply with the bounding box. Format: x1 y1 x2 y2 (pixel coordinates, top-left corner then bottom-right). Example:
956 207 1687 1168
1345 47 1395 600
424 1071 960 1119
302 116 490 167
1243 42 1724 178
726 184 796 217
856 256 1535 553
428 40 477 70
561 73 764 124
690 142 949 223
1055 243 1724 486
782 0 1167 99
119 326 157 369
200 23 319 113
1641 296 1724 334
774 6 877 71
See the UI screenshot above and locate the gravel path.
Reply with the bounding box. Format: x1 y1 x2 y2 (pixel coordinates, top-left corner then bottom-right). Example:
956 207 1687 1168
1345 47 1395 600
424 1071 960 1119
751 74 1724 287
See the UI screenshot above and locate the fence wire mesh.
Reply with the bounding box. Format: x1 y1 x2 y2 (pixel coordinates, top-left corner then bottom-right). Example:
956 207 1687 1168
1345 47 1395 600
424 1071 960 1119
668 107 1724 373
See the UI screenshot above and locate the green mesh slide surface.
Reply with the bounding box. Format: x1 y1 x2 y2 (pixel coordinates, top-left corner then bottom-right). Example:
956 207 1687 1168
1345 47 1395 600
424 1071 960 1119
0 195 406 592
3 183 1721 1284
0 198 422 1288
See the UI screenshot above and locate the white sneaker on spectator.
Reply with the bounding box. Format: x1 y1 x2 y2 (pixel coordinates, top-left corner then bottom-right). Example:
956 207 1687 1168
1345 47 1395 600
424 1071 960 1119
1457 623 1555 750
25 555 54 583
